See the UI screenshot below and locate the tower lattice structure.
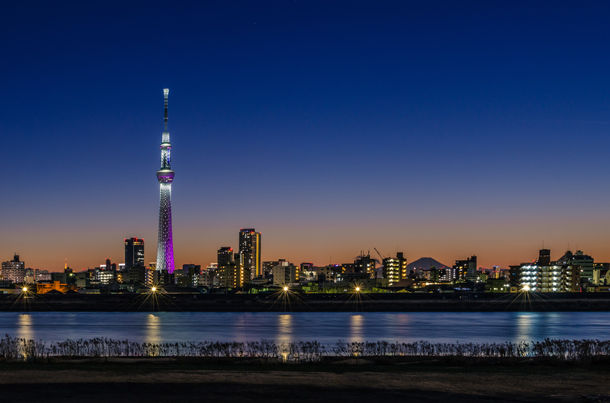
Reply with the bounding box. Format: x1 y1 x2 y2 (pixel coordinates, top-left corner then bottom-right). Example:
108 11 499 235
156 88 175 273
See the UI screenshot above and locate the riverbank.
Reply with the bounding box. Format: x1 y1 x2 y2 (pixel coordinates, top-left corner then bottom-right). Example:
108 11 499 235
2 292 610 312
1 359 608 402
3 337 608 361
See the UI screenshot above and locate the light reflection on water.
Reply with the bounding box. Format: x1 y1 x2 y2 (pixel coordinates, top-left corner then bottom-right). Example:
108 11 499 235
349 314 364 342
516 313 533 343
4 311 609 344
146 314 160 344
277 314 292 345
17 314 33 341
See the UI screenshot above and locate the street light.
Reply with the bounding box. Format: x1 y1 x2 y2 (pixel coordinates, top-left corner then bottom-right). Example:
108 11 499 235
283 286 289 292
355 286 361 292
151 286 157 292
22 286 28 293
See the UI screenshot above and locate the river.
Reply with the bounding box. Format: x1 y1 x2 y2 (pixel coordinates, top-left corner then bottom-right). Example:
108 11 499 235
1 311 608 344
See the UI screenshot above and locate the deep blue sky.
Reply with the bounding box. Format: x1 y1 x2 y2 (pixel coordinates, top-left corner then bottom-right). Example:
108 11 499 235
2 1 610 270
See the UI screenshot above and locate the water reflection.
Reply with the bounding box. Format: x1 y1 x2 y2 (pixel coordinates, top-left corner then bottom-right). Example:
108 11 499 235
515 313 535 343
232 313 249 342
17 314 33 341
349 314 364 342
1 312 609 345
393 313 410 338
277 314 293 345
146 314 160 344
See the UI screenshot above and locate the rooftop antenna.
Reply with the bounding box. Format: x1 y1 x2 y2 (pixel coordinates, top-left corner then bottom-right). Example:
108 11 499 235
163 88 169 132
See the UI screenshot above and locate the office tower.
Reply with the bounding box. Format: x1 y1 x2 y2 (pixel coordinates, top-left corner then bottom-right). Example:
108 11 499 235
239 228 261 278
125 237 145 270
383 252 408 286
217 247 234 267
1 254 26 284
156 88 175 273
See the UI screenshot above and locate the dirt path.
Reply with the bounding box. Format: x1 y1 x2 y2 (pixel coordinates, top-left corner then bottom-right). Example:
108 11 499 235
0 362 608 402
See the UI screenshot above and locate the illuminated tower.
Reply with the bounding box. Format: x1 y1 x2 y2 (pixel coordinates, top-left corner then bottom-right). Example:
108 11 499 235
156 88 175 273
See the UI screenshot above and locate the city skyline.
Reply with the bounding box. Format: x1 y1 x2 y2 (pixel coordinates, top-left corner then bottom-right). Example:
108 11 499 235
1 231 600 273
3 2 610 271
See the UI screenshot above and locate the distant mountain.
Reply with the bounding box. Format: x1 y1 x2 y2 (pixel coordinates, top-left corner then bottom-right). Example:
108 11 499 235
407 257 450 272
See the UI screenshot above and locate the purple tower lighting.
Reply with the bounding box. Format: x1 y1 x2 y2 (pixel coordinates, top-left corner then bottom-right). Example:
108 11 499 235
156 88 175 273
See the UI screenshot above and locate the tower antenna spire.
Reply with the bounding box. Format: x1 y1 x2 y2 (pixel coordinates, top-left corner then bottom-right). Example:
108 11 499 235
163 88 169 131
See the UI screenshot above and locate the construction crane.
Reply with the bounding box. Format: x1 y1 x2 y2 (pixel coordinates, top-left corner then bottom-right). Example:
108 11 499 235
374 248 385 262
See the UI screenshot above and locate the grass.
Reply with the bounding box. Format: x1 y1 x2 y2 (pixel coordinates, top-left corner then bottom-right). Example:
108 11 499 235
0 335 609 362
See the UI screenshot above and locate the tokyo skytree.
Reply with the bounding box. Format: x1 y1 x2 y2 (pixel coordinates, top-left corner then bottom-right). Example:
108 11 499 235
156 88 175 273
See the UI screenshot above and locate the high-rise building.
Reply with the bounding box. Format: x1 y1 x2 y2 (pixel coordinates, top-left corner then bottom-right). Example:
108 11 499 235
556 250 593 285
239 228 261 278
180 264 201 287
511 263 578 292
156 88 175 274
125 237 145 270
217 247 234 267
383 252 408 286
263 260 280 277
1 254 25 284
217 247 236 288
354 254 376 278
510 249 581 292
451 256 477 281
217 246 252 288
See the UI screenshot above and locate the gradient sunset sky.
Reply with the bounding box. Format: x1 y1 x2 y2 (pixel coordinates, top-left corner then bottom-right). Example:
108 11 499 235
2 1 610 271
